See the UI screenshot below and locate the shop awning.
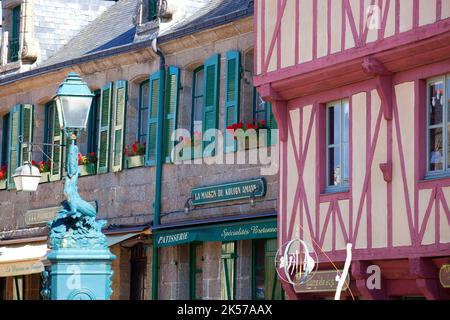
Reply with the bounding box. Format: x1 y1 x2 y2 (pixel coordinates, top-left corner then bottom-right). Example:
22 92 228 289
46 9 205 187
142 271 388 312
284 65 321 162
154 217 277 248
0 243 48 277
106 233 142 247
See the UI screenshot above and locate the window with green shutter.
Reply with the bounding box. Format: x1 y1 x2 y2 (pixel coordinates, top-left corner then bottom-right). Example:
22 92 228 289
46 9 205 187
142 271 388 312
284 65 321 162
202 54 220 156
224 51 241 153
87 91 101 154
220 242 236 300
97 83 113 174
253 89 277 146
252 239 284 300
44 101 64 182
112 81 127 172
138 80 150 144
145 71 163 166
189 242 204 300
7 104 34 190
9 5 21 62
2 114 10 166
164 66 180 163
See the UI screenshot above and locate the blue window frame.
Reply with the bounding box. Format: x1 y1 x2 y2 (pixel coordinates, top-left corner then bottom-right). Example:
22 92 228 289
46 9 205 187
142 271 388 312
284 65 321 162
426 75 450 176
326 99 350 191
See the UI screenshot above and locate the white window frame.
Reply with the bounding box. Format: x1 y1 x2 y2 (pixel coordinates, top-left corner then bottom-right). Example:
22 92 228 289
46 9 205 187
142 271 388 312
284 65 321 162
326 99 350 192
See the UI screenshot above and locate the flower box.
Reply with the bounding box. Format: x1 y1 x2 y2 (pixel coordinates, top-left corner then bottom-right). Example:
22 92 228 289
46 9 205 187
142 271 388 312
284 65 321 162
126 155 145 169
78 163 97 176
39 172 50 184
0 179 6 190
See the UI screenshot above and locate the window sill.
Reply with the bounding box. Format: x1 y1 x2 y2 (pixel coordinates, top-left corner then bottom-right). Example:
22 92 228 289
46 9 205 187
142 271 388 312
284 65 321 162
320 187 350 202
418 172 450 189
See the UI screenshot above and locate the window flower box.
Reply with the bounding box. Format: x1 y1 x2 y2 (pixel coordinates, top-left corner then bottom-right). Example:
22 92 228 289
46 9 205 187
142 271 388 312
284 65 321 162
0 179 6 190
78 152 97 176
78 163 97 176
126 155 145 169
39 172 50 183
0 164 7 189
125 142 146 168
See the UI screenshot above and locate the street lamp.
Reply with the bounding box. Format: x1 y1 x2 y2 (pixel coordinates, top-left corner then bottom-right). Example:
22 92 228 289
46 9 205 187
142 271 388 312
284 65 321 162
12 73 94 193
55 72 95 134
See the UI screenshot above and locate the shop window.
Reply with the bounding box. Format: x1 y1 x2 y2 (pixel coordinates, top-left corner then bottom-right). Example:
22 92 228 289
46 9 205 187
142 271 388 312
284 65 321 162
426 75 450 175
189 242 204 300
0 277 6 299
252 239 284 300
326 99 350 191
130 244 147 300
13 276 24 300
9 5 21 62
220 242 236 300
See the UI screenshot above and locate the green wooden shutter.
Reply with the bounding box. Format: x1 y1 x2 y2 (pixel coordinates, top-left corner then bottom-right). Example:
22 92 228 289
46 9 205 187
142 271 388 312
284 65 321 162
97 83 113 174
264 239 283 300
164 66 180 163
266 102 277 145
50 102 63 181
20 104 33 165
145 71 162 166
224 51 241 153
221 242 236 300
7 105 21 190
112 80 127 172
202 54 220 154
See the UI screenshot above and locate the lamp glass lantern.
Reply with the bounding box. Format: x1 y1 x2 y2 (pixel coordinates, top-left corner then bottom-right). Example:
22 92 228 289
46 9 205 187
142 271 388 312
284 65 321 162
55 72 95 132
12 162 41 192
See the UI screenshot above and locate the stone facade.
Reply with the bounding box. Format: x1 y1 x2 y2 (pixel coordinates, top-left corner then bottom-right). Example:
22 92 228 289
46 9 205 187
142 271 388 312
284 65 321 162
0 2 275 298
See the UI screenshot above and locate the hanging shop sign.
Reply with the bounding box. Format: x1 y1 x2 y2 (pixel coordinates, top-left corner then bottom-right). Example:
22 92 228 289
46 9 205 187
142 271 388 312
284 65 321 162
439 264 450 288
191 178 266 206
294 270 349 293
155 218 277 247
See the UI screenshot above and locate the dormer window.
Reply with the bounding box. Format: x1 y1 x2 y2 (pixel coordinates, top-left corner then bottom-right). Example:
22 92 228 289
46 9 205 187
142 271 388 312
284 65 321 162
148 0 158 21
9 5 21 62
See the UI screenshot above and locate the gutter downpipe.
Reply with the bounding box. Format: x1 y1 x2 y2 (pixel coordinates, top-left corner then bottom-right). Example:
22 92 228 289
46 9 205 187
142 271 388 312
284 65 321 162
151 37 165 300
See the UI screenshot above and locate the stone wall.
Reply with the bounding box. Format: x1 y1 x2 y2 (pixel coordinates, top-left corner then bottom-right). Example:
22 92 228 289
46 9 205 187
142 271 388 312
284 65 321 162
0 26 275 233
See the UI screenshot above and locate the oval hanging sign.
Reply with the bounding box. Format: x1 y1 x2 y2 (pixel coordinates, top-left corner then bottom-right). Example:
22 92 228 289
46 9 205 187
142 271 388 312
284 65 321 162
440 264 450 288
191 178 266 206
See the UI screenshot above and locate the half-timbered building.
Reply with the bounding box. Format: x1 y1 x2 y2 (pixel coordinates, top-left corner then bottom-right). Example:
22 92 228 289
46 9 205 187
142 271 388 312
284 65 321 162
254 0 450 299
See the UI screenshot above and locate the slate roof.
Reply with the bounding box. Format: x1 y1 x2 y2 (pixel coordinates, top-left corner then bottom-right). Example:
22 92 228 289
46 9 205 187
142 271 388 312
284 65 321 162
0 0 253 84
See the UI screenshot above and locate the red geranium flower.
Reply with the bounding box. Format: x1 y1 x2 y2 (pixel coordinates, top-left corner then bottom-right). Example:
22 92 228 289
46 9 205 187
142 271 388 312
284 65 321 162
246 123 254 130
260 120 266 126
237 122 243 129
132 143 138 154
90 152 95 157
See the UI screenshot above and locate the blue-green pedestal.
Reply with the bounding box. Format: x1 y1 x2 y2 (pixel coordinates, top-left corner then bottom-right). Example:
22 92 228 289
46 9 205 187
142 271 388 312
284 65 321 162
47 249 115 300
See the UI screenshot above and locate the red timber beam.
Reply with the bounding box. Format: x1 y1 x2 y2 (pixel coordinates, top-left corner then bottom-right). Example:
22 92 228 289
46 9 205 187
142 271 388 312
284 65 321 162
409 258 449 300
257 83 288 142
352 260 388 300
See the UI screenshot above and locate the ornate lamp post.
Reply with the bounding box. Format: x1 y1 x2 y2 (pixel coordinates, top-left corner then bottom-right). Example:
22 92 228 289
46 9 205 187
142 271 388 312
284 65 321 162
45 72 115 300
